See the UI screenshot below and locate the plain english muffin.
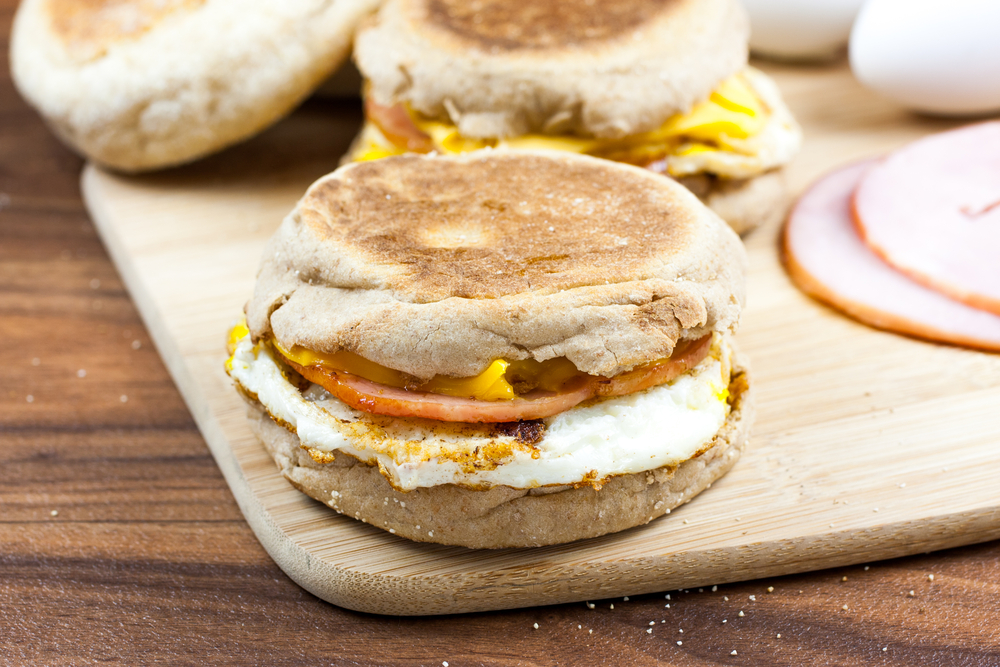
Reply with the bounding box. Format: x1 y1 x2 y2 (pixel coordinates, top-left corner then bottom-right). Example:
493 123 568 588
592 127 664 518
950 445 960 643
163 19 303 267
228 150 752 548
10 0 381 172
348 0 801 235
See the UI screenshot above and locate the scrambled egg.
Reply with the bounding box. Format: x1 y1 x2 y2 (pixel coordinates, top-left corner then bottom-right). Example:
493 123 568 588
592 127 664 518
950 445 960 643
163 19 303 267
227 330 733 491
350 67 801 180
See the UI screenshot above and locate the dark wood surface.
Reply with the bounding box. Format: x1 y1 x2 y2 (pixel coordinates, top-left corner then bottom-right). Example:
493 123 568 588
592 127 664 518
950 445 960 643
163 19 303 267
2 3 1000 664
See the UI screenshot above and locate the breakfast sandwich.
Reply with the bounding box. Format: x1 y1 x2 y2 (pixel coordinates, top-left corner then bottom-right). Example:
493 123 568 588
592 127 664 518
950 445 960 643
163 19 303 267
10 0 381 172
346 0 802 235
226 150 753 549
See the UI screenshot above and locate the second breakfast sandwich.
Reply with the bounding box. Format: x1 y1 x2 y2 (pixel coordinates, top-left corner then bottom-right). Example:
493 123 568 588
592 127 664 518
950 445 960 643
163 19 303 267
348 0 801 234
228 150 753 548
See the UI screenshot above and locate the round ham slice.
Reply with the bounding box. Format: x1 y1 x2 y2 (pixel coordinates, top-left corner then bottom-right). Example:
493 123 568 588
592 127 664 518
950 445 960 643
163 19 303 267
364 98 433 153
292 361 595 423
283 335 712 423
852 122 1000 315
594 335 712 397
784 160 1000 351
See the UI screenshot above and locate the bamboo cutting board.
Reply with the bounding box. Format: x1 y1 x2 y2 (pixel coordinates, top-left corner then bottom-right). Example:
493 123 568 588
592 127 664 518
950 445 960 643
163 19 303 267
82 63 1000 616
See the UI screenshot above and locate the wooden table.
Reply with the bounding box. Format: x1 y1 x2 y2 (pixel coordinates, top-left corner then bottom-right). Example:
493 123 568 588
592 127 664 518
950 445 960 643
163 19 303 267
2 4 999 663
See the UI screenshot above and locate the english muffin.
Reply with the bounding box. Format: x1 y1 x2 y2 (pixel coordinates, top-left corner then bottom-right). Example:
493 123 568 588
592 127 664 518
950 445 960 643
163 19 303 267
11 0 381 171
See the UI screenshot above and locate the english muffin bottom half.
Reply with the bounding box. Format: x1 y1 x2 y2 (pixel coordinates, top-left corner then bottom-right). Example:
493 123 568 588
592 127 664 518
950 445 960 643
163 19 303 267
347 0 802 235
228 150 754 548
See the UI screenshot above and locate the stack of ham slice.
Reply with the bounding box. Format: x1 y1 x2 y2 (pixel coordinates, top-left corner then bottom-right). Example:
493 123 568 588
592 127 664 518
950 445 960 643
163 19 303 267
783 122 1000 351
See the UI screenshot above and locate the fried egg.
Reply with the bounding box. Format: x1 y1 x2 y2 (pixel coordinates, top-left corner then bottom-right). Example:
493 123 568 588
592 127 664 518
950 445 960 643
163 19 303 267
228 333 733 491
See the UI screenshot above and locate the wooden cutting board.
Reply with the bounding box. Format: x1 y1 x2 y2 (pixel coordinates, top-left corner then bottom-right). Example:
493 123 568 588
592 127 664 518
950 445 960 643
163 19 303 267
82 63 1000 616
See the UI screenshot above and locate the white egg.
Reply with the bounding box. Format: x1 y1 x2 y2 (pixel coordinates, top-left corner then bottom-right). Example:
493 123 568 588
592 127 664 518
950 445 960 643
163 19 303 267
850 0 1000 116
742 0 866 61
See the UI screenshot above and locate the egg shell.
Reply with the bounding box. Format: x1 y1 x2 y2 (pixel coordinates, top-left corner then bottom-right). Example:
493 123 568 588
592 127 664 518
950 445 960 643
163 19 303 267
742 0 865 61
850 0 1000 116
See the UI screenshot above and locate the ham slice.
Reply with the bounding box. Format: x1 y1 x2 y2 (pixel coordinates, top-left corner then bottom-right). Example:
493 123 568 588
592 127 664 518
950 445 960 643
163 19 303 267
594 335 712 397
364 98 434 153
784 160 1000 351
852 122 1000 315
283 335 712 423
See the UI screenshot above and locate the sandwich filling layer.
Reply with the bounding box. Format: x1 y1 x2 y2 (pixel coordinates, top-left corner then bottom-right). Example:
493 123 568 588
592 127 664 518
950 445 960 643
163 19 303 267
349 67 800 180
227 330 733 491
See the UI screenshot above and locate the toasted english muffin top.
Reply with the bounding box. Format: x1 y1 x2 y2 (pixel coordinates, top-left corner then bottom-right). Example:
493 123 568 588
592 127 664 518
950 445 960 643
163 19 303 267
247 151 746 380
355 0 748 139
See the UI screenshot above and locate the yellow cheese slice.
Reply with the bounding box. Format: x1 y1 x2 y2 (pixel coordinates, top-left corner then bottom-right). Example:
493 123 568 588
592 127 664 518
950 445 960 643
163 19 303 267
263 335 590 401
657 78 767 142
355 145 400 162
228 322 683 402
710 75 763 116
392 73 769 161
500 134 599 154
421 359 514 401
413 120 494 153
271 336 520 401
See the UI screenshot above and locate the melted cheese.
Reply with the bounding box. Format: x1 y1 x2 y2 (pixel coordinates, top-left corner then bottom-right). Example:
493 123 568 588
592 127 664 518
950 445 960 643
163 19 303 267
250 327 586 402
357 73 767 160
351 68 801 180
230 320 694 403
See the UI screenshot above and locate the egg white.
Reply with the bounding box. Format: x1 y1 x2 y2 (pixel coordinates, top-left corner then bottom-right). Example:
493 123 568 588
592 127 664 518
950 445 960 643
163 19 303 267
229 335 732 491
